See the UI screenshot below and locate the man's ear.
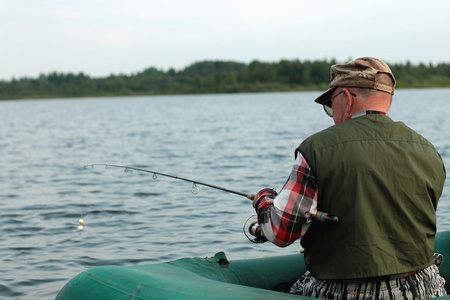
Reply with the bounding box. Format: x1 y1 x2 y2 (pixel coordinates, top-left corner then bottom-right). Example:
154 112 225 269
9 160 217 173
344 89 354 114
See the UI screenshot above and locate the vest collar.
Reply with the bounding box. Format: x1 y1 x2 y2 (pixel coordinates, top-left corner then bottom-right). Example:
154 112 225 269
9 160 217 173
352 111 387 119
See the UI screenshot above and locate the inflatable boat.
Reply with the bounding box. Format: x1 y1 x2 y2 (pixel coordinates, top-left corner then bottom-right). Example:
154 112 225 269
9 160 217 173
56 230 450 299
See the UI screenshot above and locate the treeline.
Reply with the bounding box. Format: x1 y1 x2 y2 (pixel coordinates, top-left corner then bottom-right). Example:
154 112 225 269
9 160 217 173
1 59 450 100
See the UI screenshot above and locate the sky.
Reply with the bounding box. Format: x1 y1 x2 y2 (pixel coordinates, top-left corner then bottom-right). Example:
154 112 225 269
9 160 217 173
1 0 449 81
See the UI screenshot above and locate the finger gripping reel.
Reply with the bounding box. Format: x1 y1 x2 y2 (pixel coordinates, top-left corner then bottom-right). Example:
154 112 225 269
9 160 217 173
248 221 268 244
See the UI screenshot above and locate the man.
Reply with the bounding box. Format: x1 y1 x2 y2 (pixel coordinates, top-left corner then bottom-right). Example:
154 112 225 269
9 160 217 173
252 57 447 299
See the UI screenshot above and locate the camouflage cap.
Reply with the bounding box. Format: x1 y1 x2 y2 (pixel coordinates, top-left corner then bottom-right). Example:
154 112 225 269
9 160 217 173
315 57 396 105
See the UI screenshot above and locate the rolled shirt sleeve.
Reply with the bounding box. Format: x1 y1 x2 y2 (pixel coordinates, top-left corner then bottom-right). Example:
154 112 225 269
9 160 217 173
254 153 318 247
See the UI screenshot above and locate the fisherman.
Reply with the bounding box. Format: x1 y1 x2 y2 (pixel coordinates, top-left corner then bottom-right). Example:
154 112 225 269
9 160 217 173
252 57 447 299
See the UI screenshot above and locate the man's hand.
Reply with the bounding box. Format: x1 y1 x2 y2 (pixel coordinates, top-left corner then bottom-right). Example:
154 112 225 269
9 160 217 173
252 188 278 208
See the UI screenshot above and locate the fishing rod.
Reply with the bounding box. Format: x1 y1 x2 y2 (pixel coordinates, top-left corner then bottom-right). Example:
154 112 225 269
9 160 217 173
84 164 254 199
84 164 338 242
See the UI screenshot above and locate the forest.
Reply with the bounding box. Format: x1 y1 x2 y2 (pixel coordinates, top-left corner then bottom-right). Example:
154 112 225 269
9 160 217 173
1 59 450 100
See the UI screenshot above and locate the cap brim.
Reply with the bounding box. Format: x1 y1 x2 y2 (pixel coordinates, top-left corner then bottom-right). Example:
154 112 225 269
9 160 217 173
314 87 335 105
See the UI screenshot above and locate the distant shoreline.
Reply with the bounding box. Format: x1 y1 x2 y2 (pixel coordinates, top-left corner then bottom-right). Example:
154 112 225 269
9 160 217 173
1 59 449 101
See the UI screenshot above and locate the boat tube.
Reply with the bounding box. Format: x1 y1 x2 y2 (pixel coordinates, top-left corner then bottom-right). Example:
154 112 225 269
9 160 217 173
56 230 450 299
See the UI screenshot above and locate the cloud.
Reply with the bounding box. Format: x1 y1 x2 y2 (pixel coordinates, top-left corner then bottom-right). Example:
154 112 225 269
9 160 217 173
0 0 449 80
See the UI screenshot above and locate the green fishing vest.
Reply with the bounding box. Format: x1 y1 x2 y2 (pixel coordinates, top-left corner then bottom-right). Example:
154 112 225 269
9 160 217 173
298 114 445 280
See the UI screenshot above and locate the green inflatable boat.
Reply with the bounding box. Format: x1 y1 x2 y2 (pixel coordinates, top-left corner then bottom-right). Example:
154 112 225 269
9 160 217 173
56 230 450 299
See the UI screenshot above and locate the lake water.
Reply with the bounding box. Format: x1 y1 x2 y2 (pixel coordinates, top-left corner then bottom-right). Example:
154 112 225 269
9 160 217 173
1 89 450 299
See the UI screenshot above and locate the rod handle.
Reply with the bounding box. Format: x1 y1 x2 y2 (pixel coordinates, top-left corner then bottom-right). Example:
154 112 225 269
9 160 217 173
314 211 339 223
247 194 255 200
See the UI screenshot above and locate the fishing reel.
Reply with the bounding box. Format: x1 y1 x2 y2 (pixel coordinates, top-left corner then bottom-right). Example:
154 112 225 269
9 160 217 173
244 216 268 244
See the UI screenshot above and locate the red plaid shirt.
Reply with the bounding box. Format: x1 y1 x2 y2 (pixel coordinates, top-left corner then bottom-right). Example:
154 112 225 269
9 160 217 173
253 153 318 247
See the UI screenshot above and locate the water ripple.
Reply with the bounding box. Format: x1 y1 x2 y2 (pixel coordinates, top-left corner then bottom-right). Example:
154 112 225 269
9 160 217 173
1 90 450 299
